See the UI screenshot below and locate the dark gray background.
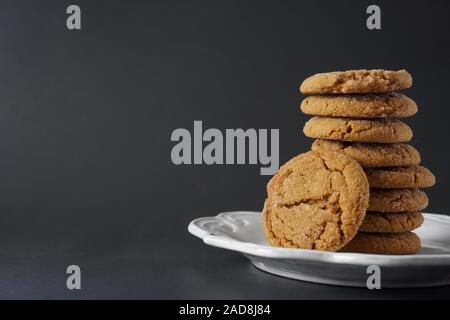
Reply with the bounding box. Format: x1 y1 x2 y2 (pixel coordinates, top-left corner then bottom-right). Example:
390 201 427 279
0 0 449 299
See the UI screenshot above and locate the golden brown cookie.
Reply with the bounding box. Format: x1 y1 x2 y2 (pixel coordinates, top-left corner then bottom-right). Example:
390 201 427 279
300 93 417 118
365 166 435 189
359 211 424 233
304 117 413 143
369 189 428 212
263 150 369 251
311 140 421 168
300 69 412 94
341 232 421 255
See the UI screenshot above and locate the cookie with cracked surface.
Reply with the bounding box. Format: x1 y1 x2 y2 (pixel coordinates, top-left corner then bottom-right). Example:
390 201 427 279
311 140 421 168
365 166 435 189
300 69 412 94
341 232 421 255
304 117 413 143
262 150 369 251
369 188 428 212
359 211 424 233
300 93 417 118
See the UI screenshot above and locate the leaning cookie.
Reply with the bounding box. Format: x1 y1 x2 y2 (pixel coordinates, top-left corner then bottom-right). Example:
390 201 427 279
301 93 417 118
340 232 421 255
263 150 369 251
369 188 428 212
300 69 412 94
359 211 424 233
311 140 421 168
365 166 435 189
304 117 413 143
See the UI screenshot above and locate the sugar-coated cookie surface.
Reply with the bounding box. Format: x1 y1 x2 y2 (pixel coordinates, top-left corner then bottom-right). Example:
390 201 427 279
263 150 369 251
300 93 417 118
341 232 421 255
304 117 413 143
365 166 435 189
300 69 412 94
368 188 428 212
359 211 424 233
311 140 421 168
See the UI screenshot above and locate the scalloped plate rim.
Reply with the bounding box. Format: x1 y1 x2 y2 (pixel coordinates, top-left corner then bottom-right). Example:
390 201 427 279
188 211 450 266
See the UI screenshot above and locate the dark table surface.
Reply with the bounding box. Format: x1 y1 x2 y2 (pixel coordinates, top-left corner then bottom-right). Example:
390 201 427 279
2 236 450 300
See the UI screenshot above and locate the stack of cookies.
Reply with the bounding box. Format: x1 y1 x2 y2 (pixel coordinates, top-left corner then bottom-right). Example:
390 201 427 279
300 69 435 254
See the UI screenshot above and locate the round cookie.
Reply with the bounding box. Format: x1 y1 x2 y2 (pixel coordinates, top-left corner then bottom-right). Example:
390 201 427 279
262 150 369 251
300 93 417 118
359 211 424 233
365 166 435 189
369 188 428 212
300 69 412 94
311 140 421 168
340 232 421 255
304 117 413 143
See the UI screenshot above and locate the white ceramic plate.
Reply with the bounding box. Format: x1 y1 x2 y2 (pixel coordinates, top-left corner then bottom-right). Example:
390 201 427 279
188 211 450 288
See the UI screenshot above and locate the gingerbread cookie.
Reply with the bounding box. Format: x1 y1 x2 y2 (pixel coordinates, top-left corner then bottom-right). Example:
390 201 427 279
263 150 369 251
300 93 417 118
304 117 413 143
369 188 428 212
300 69 412 94
365 166 435 189
341 232 421 255
359 211 424 233
311 140 421 168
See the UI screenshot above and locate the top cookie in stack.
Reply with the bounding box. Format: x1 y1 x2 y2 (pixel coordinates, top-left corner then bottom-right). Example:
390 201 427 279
299 69 435 255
